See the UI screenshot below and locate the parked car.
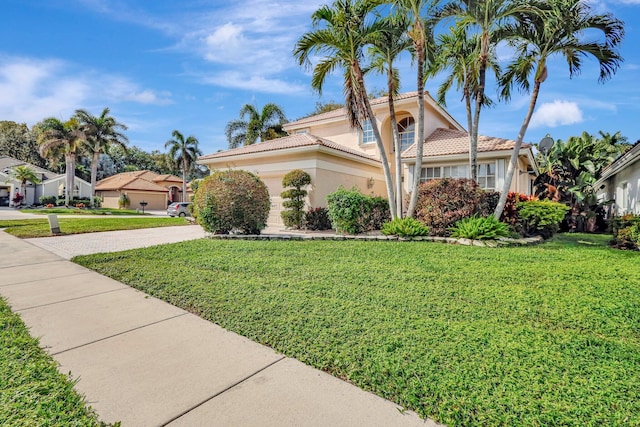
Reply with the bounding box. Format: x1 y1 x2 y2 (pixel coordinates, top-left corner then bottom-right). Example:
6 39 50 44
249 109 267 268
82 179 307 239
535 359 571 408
167 202 192 217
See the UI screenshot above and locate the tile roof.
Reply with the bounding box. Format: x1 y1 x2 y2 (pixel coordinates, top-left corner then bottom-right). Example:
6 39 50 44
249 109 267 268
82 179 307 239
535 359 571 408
153 174 183 183
285 92 420 128
401 128 529 158
198 133 378 162
0 155 60 180
96 170 174 192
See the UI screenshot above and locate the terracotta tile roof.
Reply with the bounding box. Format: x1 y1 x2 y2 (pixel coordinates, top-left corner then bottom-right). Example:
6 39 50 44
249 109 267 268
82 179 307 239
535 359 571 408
401 128 529 158
153 174 183 183
198 133 378 162
285 92 420 128
96 170 174 192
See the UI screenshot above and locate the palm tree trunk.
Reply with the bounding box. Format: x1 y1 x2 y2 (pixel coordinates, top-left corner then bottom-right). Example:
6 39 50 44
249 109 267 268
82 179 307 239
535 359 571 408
65 154 73 206
182 158 187 202
355 67 396 219
90 150 99 208
493 80 542 219
406 44 425 218
388 77 403 218
464 88 474 181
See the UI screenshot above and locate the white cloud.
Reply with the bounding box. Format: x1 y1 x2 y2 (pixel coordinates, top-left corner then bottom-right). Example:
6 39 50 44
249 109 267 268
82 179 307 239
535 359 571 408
0 55 172 125
204 72 307 95
530 100 584 128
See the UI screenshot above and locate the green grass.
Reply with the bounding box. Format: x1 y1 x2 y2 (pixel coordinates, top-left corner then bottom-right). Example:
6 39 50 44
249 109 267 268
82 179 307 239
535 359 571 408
20 207 144 215
0 297 111 426
0 217 188 238
73 234 640 427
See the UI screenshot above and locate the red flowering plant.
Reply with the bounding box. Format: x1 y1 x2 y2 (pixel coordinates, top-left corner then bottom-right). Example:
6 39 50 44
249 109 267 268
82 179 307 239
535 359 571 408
500 192 537 228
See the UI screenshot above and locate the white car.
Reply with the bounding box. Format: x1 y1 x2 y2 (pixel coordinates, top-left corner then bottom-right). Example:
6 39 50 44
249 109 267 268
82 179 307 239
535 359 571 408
167 202 191 217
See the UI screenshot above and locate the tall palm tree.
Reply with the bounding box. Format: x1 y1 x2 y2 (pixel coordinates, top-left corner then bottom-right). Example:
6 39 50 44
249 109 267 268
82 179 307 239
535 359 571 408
429 25 500 182
6 165 41 205
393 0 440 218
165 130 202 202
295 0 398 219
439 0 532 183
37 117 86 206
225 103 287 148
368 12 411 216
493 0 624 219
75 108 129 207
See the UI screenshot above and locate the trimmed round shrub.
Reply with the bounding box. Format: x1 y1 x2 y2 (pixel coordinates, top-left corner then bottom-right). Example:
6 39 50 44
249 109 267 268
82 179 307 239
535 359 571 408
415 178 496 236
516 200 570 238
281 169 312 229
194 170 270 234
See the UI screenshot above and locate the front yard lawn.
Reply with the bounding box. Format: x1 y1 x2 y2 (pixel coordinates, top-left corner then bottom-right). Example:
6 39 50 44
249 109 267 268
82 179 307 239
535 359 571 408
0 217 188 238
73 234 639 426
20 207 144 215
0 297 108 426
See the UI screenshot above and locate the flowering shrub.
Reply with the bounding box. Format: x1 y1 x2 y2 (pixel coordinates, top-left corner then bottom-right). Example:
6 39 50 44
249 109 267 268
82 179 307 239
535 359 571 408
75 203 85 208
46 203 54 208
193 170 270 234
415 178 497 236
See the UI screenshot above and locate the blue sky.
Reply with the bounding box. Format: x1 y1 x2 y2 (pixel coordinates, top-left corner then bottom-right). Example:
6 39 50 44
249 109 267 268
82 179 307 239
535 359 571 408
0 0 638 157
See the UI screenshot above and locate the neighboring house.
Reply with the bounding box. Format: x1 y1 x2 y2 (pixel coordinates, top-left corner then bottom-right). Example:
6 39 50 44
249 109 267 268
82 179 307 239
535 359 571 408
0 156 91 206
198 92 536 226
96 170 190 210
595 141 640 215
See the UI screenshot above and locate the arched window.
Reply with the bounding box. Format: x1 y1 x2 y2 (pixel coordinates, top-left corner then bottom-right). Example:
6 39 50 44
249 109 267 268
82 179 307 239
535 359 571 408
397 117 415 152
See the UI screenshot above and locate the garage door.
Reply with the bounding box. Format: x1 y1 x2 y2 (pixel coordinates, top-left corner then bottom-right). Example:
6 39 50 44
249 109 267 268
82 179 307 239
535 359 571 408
267 196 282 227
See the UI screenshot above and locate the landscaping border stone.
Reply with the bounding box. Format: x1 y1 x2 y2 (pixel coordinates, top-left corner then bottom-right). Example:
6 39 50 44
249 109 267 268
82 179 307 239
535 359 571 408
205 233 545 247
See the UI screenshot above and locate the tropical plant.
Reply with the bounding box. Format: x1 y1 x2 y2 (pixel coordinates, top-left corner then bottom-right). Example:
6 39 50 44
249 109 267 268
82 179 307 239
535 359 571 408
450 215 510 239
393 0 440 218
36 117 86 206
294 0 397 219
429 24 500 182
281 169 312 228
6 165 41 205
439 0 531 185
74 108 128 207
225 103 287 148
381 217 430 237
368 11 411 216
165 130 201 203
493 0 624 219
193 170 270 234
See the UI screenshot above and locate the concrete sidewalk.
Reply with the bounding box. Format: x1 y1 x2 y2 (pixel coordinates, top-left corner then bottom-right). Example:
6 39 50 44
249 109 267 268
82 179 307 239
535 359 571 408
0 231 438 426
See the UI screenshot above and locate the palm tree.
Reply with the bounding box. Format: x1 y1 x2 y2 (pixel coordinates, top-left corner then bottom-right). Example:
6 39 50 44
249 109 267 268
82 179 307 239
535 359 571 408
37 117 86 206
392 0 440 218
75 108 129 207
439 0 532 183
6 165 41 206
493 0 624 219
295 0 398 219
165 130 202 202
429 25 500 183
368 12 411 216
225 103 287 148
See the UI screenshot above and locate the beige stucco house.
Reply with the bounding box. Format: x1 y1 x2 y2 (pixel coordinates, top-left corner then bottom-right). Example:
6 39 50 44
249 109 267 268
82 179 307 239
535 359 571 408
596 142 640 215
198 92 536 226
96 170 190 210
0 156 91 206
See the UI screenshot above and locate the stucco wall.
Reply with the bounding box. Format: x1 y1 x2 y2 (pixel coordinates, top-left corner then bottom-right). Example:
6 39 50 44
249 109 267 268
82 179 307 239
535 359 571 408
98 191 167 210
611 161 640 214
